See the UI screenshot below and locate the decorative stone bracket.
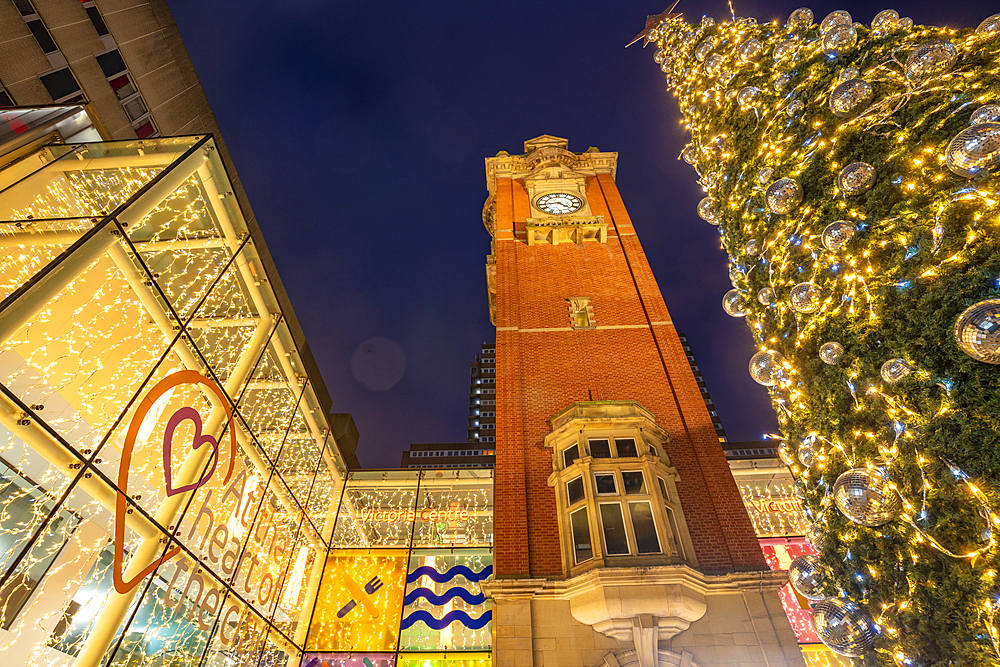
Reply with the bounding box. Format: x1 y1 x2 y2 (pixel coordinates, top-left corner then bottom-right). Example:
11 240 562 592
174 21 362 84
526 215 607 246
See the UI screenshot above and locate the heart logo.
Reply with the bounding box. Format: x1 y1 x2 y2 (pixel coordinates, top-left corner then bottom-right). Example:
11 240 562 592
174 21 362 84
162 406 220 497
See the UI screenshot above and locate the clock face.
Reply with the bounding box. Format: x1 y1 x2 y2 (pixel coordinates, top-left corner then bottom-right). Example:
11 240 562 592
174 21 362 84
535 192 583 215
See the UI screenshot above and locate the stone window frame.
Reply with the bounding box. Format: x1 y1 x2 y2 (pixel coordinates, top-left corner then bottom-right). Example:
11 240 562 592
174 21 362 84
544 401 697 577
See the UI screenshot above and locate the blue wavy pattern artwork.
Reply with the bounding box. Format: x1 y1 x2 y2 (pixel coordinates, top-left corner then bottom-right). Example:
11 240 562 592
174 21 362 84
405 564 493 584
401 609 493 630
403 587 486 606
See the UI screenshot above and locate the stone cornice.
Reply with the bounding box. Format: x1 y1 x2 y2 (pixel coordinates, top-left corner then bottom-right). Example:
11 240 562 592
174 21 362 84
485 147 618 195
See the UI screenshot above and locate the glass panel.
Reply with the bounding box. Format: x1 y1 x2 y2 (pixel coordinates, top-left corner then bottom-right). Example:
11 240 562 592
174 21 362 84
562 444 578 467
666 506 685 559
588 438 611 458
621 471 646 495
86 6 109 35
599 503 629 556
122 97 148 122
27 20 58 53
413 469 492 548
566 476 584 505
397 654 490 667
657 477 669 501
304 654 395 667
331 471 420 548
109 74 137 101
628 502 660 554
399 549 492 650
39 69 80 101
96 50 127 78
614 438 639 458
594 473 616 495
570 507 592 564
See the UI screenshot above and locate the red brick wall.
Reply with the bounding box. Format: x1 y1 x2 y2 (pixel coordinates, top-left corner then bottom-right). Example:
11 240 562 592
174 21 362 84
492 173 766 579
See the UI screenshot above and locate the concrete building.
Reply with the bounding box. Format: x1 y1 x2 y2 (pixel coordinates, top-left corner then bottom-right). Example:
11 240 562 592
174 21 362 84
676 331 727 442
469 342 497 443
401 442 496 469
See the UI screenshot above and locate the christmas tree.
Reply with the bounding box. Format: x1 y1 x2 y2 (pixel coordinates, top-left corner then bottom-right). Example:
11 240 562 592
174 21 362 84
637 6 1000 665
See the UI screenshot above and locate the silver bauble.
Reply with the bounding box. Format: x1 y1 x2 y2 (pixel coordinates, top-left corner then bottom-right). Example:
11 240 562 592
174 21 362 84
697 197 720 224
798 444 816 467
946 123 1000 178
838 162 876 195
880 358 911 383
738 86 761 110
700 171 718 189
822 220 856 251
820 10 852 34
786 7 814 29
723 289 749 317
819 341 845 365
738 38 764 64
729 264 744 286
805 523 827 550
773 73 792 92
788 554 828 599
757 287 776 305
744 238 760 256
778 443 796 466
954 299 1000 363
830 79 873 118
976 13 1000 37
871 9 899 35
786 99 805 116
904 40 958 84
654 49 668 64
695 38 714 62
749 349 786 386
682 144 697 164
971 105 1000 125
833 468 900 527
790 282 822 313
822 25 857 57
701 15 715 27
705 54 724 76
765 178 803 214
718 68 736 85
812 598 877 657
838 67 860 82
757 166 774 184
898 16 913 29
773 39 797 62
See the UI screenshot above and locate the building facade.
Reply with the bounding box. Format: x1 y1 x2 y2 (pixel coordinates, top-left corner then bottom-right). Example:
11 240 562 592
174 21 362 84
482 135 802 667
469 343 497 444
676 331 726 442
401 443 496 469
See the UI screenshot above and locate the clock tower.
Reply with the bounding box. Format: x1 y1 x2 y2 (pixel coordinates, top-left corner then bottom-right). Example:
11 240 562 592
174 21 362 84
480 136 804 667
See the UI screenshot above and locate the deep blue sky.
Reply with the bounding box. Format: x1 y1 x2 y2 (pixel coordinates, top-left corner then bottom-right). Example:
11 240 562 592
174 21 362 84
168 0 996 468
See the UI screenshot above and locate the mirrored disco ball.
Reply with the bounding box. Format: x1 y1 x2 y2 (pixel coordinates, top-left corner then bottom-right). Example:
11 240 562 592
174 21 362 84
702 15 715 27
806 523 827 550
749 349 786 386
954 299 1000 363
905 40 958 84
946 123 1000 178
798 444 816 467
871 9 899 35
972 105 1000 125
789 554 828 599
723 289 749 317
682 144 697 164
738 86 761 110
790 282 822 313
838 67 860 82
820 10 852 34
757 166 775 184
778 442 796 466
773 39 797 62
823 25 857 57
700 171 718 188
729 264 745 286
976 13 1000 37
838 162 876 195
744 239 760 256
697 197 720 224
738 38 764 63
786 7 814 29
880 358 911 383
822 220 856 251
898 16 913 29
813 598 877 657
766 178 803 214
705 54 724 77
695 39 714 62
830 79 873 118
833 468 900 527
773 73 792 92
820 341 845 365
758 287 776 305
786 99 805 116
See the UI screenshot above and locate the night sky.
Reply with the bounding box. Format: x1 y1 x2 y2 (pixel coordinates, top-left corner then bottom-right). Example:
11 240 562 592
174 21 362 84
168 0 996 468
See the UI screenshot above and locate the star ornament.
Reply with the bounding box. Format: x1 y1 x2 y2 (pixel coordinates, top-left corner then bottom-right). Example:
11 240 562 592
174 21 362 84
626 0 683 48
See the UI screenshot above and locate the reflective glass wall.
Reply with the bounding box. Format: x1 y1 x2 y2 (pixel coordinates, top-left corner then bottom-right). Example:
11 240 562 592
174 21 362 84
0 133 346 666
306 469 493 667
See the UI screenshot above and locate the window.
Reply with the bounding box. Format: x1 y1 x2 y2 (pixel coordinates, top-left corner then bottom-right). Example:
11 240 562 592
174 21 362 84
665 506 685 559
567 297 594 329
39 68 81 102
0 89 12 107
621 471 646 495
570 508 593 563
563 444 579 467
26 19 57 53
12 0 34 16
108 73 136 101
122 96 148 122
589 438 612 458
628 502 661 554
615 438 639 458
84 5 109 36
599 503 629 555
657 477 670 502
96 49 127 77
594 473 617 495
567 477 585 505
